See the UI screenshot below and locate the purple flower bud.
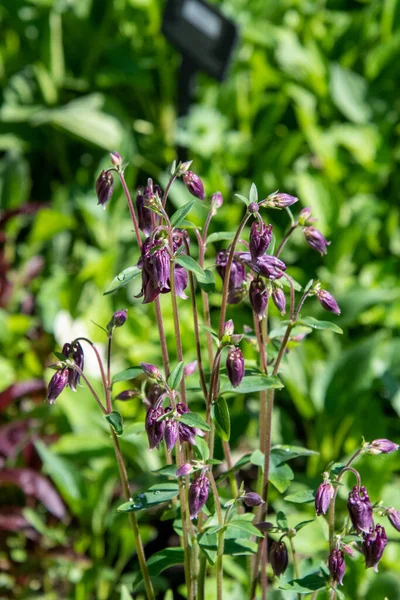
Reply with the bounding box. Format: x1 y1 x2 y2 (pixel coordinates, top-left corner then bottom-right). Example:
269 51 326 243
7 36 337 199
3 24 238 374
184 361 198 376
107 309 128 332
96 170 114 209
270 541 288 577
115 390 140 401
251 255 287 280
317 289 341 315
164 418 179 453
342 544 356 557
110 151 122 167
329 549 345 585
145 406 165 450
211 191 223 210
176 463 193 477
303 226 331 255
224 320 235 336
174 264 189 299
47 369 69 404
189 471 210 519
248 202 259 214
368 439 399 455
242 491 264 507
387 507 400 532
348 486 373 533
270 193 298 208
272 287 286 315
249 279 269 316
315 482 334 516
183 171 205 200
226 347 245 388
141 363 163 382
68 341 84 392
298 206 312 224
362 524 387 572
249 221 273 261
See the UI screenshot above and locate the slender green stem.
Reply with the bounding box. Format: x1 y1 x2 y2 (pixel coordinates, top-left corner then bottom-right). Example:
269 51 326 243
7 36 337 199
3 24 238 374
110 428 155 600
289 537 301 600
72 365 107 414
209 470 224 600
275 223 297 258
198 553 207 600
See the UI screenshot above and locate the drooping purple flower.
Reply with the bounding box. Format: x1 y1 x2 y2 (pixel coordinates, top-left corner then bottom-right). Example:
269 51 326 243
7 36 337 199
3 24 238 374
226 347 245 388
249 278 269 316
272 287 286 315
145 406 165 450
317 289 341 315
164 417 179 453
303 226 331 255
362 524 387 572
315 481 334 516
347 485 374 533
96 170 114 209
249 221 273 261
136 180 163 236
329 549 345 585
174 264 189 299
183 171 205 200
242 491 264 507
270 541 288 577
47 369 69 404
368 439 399 455
216 250 247 305
68 341 84 392
387 507 400 532
269 193 298 208
189 470 210 519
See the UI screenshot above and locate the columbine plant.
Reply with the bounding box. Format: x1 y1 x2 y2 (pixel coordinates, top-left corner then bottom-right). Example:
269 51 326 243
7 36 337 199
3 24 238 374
46 154 399 600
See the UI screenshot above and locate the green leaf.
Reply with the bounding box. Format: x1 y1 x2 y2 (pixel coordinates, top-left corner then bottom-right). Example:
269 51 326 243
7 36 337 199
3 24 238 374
194 436 210 461
221 375 283 395
276 511 288 530
117 483 179 512
284 489 316 504
175 255 206 281
197 269 216 294
250 449 294 493
29 209 75 244
179 412 210 432
234 193 249 206
280 572 327 593
167 361 184 390
170 200 196 227
280 276 302 292
294 519 315 532
330 64 371 124
120 585 132 600
271 445 319 463
227 517 264 538
53 351 66 362
297 316 343 334
206 231 236 244
249 183 258 204
213 396 231 441
103 266 141 295
105 410 123 435
199 324 220 343
143 547 185 578
112 367 142 383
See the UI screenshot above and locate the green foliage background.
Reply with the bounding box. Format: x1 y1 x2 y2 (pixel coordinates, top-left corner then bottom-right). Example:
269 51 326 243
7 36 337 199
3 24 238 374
1 0 400 598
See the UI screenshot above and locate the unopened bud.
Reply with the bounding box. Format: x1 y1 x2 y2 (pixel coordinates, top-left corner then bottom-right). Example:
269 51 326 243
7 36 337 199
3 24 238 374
96 170 114 209
315 481 334 516
328 549 345 585
226 347 245 388
270 541 288 577
387 507 400 532
107 309 128 332
347 485 373 533
248 202 259 214
183 171 205 200
224 320 235 336
249 221 273 261
115 390 140 401
189 471 210 519
47 369 69 404
242 491 264 507
368 438 399 455
211 191 223 210
176 463 193 477
110 151 122 167
141 363 163 382
184 361 198 376
269 192 298 208
249 278 269 316
303 226 330 255
272 287 286 315
317 289 341 316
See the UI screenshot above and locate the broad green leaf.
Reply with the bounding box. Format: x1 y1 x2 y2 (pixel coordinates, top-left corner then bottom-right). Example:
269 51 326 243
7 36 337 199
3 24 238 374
141 547 185 577
280 572 327 593
103 266 141 295
112 367 142 383
179 412 210 432
280 275 302 292
105 410 123 435
170 199 196 227
53 351 66 362
330 64 371 124
117 483 179 512
194 436 210 461
153 465 178 478
167 361 184 390
197 269 216 294
297 316 343 334
213 396 231 441
250 449 294 493
227 517 263 538
221 375 283 395
175 255 206 281
206 231 236 244
284 489 316 504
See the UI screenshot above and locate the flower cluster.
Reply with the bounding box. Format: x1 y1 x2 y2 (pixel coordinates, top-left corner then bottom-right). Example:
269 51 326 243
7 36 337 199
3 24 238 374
47 341 84 403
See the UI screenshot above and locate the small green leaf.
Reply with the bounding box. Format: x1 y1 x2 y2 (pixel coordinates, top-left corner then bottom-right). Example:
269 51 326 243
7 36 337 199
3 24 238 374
120 585 132 600
200 324 220 343
117 483 179 512
105 411 123 435
167 361 184 390
175 255 206 280
221 375 283 395
280 572 327 593
249 183 258 204
197 269 216 294
170 200 196 227
53 351 66 362
276 511 288 530
235 193 249 206
213 396 230 441
170 160 177 175
297 316 343 334
194 436 210 461
179 412 210 432
271 445 319 463
104 266 141 295
284 489 316 504
141 547 184 578
206 231 236 244
112 367 142 384
294 519 315 532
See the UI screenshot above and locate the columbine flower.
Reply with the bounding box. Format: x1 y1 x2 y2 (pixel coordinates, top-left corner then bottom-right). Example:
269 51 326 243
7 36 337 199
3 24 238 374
216 250 247 305
270 541 288 577
328 549 345 585
110 151 122 167
189 470 210 519
164 416 179 453
348 485 373 533
272 287 286 315
362 524 387 572
226 347 245 388
315 481 334 516
368 439 399 455
183 171 205 200
47 369 69 404
317 289 341 315
268 192 298 208
386 507 400 532
242 491 264 507
249 221 273 261
249 278 269 316
145 406 165 450
239 253 286 281
68 341 84 392
95 170 114 208
141 363 163 382
303 226 330 255
136 179 163 236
